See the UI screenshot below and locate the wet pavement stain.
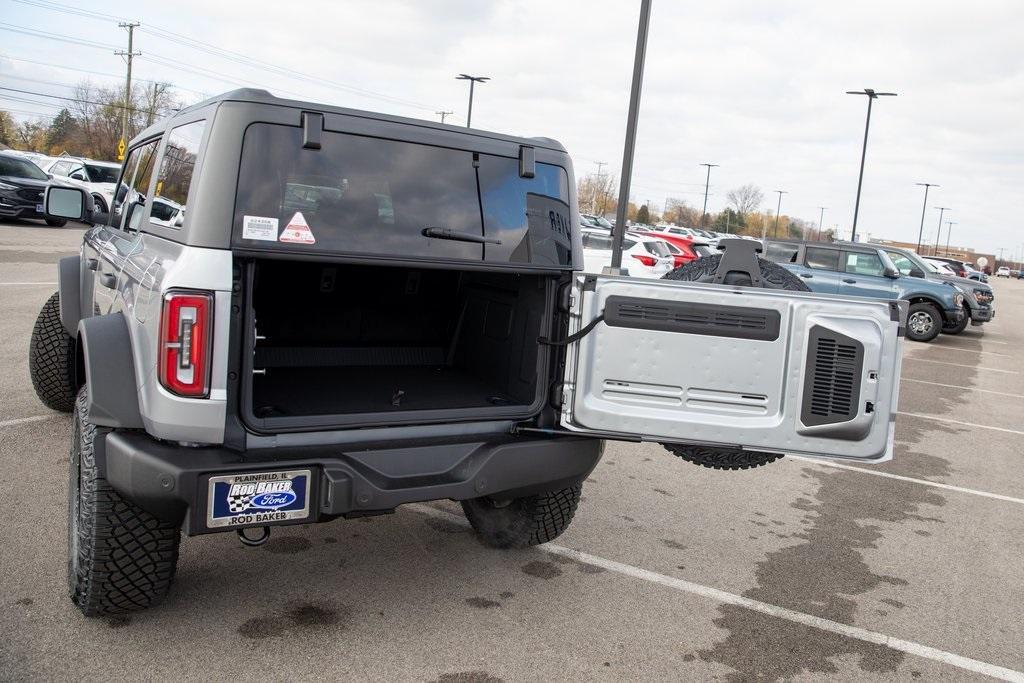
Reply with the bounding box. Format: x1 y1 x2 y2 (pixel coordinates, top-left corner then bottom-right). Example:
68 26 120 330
660 539 687 550
424 517 469 534
238 600 348 639
499 591 514 599
696 344 975 680
465 597 501 609
14 597 32 606
652 488 674 497
432 672 504 683
521 560 562 580
699 430 951 679
323 536 338 544
263 536 312 554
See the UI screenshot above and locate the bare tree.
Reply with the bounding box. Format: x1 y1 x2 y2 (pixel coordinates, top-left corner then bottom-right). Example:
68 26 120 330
664 198 701 227
725 184 764 216
577 171 617 216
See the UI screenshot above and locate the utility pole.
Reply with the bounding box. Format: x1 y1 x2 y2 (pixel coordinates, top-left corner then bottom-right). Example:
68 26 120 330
914 182 938 253
609 0 652 272
699 163 718 228
846 88 897 241
435 110 453 124
455 74 489 128
944 221 956 255
817 206 827 241
933 207 950 255
115 21 141 161
773 190 787 239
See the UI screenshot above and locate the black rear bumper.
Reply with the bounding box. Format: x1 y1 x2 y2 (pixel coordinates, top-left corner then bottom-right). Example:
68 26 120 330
99 431 603 535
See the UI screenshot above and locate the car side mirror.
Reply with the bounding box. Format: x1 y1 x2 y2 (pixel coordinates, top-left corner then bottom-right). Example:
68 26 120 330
70 171 87 181
123 197 146 232
908 267 925 278
44 185 92 221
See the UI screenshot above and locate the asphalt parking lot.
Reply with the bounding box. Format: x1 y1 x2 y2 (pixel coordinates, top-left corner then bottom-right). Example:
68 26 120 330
2 220 1022 682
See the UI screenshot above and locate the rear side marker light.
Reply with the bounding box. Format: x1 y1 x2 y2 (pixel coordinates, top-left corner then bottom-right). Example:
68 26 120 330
632 254 656 267
159 290 213 397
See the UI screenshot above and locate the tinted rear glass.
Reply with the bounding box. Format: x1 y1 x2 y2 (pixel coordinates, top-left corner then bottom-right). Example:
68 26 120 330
765 242 799 263
644 240 671 257
233 123 570 266
0 155 48 180
85 164 120 183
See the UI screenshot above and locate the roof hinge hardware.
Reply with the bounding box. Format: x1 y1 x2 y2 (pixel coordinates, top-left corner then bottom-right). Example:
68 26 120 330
518 145 536 178
301 111 323 150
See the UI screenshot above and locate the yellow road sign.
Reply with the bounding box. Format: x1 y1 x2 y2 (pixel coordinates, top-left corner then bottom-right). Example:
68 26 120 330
116 138 126 161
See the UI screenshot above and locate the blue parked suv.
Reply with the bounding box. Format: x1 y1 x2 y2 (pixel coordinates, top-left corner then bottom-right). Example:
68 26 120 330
764 240 965 343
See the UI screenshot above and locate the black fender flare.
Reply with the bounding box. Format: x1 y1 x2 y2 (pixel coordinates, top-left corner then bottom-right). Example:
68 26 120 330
57 255 81 335
77 313 143 429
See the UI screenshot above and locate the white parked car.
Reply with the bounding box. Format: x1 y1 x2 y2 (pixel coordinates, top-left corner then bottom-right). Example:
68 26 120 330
923 257 958 276
996 266 1011 278
41 156 120 214
581 231 674 278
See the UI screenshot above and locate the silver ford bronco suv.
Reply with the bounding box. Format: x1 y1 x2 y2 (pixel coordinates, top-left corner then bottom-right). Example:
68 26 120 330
29 89 906 616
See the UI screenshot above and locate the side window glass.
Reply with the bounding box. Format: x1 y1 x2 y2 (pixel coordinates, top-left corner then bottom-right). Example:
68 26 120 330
51 161 70 176
844 252 886 276
764 242 799 263
805 247 840 271
152 120 205 229
117 140 159 231
886 251 914 275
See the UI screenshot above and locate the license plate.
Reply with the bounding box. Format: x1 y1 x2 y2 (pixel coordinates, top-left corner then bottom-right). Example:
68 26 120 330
207 469 312 528
36 204 43 213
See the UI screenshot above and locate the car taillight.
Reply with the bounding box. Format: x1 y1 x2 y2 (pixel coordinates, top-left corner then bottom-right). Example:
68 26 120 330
159 290 213 398
632 254 656 267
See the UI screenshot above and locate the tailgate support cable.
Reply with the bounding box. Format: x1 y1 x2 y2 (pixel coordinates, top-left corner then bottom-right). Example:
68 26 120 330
538 313 604 347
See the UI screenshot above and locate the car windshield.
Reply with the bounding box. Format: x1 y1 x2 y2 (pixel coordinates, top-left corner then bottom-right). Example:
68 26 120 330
594 216 613 229
643 240 672 258
85 164 120 183
0 155 48 180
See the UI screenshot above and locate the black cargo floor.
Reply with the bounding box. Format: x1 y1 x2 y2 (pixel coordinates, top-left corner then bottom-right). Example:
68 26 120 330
251 365 520 417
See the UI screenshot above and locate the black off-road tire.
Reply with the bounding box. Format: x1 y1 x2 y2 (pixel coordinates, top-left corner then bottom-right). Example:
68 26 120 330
29 291 78 412
942 307 970 335
658 252 808 470
68 388 180 616
45 218 67 227
906 302 942 343
461 484 582 549
663 252 812 291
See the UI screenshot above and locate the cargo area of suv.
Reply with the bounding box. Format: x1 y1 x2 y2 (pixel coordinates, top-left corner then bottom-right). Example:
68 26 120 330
242 259 557 429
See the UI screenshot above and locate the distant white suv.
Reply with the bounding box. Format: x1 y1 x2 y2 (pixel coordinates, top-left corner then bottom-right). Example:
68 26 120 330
996 266 1011 278
41 156 120 214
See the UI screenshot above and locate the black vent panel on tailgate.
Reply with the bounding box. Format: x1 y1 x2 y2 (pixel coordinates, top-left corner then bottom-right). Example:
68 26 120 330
801 326 864 427
603 296 780 341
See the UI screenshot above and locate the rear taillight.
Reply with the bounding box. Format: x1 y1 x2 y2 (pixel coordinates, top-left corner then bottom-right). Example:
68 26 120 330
632 254 656 267
159 290 213 398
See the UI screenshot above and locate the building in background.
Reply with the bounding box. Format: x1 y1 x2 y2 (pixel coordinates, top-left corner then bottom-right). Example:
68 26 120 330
867 238 995 270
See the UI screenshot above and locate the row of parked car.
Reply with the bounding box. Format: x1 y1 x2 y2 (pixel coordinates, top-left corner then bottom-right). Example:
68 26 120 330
577 213 996 344
0 150 120 225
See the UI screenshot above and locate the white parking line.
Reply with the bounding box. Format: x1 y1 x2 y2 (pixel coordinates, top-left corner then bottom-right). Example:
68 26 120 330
410 504 1024 682
898 411 1024 436
900 378 1024 399
0 282 58 286
902 357 1018 374
789 456 1024 506
919 346 1011 358
0 414 59 428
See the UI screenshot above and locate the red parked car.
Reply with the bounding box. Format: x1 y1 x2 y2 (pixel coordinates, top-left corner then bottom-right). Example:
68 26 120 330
644 231 713 267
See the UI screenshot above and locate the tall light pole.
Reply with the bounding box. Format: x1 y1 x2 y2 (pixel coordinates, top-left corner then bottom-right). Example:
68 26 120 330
944 221 957 255
592 161 608 214
699 163 718 228
435 110 453 123
773 190 787 238
456 74 489 128
932 207 950 255
914 182 938 253
609 0 652 272
846 88 897 242
817 206 827 241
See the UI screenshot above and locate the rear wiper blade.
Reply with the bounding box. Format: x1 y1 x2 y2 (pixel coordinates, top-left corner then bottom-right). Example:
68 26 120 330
422 227 501 245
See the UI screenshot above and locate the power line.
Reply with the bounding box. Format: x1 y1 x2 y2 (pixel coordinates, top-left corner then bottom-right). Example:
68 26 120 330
0 22 119 50
7 1 458 117
0 86 171 116
0 52 211 97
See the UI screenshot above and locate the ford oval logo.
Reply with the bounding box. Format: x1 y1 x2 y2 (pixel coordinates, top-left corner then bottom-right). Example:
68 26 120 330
249 491 297 510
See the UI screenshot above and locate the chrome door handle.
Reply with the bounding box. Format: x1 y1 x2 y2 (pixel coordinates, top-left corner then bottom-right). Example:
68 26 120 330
99 273 117 288
842 278 857 284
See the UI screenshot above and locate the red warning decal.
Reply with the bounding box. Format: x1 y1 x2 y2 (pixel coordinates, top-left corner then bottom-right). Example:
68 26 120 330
279 212 315 244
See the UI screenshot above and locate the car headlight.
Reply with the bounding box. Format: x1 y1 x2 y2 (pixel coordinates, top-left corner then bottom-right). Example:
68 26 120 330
0 181 18 191
973 288 993 304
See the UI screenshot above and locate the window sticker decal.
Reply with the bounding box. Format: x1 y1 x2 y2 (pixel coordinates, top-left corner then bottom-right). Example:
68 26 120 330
242 215 279 241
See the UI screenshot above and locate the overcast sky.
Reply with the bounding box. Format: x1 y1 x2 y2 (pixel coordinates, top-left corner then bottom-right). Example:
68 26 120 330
2 0 1022 257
